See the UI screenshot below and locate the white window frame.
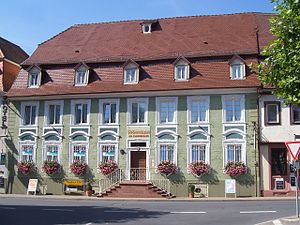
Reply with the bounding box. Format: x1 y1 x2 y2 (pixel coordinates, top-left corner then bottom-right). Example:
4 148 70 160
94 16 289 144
99 99 120 125
124 67 138 84
75 66 89 86
187 142 210 164
19 142 36 163
187 96 209 124
71 99 91 125
43 143 61 162
174 61 189 81
156 141 177 165
28 67 41 88
44 100 63 126
127 98 148 125
223 142 246 164
222 95 245 123
98 142 118 164
230 60 245 80
156 97 178 125
142 23 152 33
69 142 89 164
20 102 39 126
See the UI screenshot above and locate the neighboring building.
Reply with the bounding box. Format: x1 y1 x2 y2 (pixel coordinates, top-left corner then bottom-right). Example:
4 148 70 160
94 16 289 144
259 90 300 196
0 37 28 193
6 13 274 197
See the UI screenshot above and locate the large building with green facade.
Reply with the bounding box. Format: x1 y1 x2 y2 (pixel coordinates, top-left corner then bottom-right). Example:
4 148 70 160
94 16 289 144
6 13 274 197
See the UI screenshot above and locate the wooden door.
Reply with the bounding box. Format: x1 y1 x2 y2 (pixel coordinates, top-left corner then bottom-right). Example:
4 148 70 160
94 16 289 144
130 151 146 180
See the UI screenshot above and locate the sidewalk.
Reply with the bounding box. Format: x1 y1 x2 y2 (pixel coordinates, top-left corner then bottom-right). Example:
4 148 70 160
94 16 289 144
255 216 300 225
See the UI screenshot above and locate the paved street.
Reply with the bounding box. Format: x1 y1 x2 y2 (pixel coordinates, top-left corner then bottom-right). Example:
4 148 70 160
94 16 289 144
0 197 298 225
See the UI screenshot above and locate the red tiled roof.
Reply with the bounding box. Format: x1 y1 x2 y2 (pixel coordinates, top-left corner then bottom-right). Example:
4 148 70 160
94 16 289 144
0 37 28 64
23 13 274 65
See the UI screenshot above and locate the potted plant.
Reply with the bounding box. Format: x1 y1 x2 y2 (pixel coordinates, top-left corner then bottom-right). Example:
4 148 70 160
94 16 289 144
157 160 177 176
98 160 118 176
70 160 87 176
85 181 93 197
42 160 60 175
224 161 247 177
188 184 195 198
17 160 35 175
189 161 210 177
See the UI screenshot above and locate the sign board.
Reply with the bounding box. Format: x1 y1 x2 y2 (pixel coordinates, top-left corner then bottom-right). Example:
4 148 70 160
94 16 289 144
275 178 285 190
27 179 38 195
285 141 300 161
0 177 4 188
225 179 236 194
64 179 84 186
127 127 150 139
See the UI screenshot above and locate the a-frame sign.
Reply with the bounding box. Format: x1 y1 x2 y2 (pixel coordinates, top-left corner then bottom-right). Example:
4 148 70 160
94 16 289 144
285 141 300 161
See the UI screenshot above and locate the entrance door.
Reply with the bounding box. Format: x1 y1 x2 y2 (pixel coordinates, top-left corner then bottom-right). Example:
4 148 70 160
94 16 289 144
271 148 288 190
130 151 146 181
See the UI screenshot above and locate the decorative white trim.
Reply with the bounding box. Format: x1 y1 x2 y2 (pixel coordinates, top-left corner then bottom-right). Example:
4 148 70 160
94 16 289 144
98 142 118 165
70 99 91 125
222 95 245 123
42 142 62 163
156 97 178 125
69 142 89 165
44 100 64 126
99 98 120 125
223 142 246 166
127 98 149 125
126 148 150 180
187 96 210 124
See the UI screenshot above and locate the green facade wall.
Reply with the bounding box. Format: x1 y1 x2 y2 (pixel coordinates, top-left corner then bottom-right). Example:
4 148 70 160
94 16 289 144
6 93 259 197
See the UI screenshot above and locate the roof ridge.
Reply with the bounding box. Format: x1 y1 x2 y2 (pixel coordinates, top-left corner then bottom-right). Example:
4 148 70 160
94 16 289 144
72 12 276 27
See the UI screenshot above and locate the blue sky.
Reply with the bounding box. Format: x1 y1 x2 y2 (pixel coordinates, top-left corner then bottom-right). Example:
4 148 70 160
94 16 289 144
0 0 275 55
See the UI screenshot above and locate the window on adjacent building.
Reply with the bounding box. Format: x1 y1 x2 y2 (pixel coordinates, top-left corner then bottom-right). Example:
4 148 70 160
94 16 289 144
99 144 117 162
45 144 59 161
222 95 245 123
158 143 175 162
28 67 41 88
265 102 280 125
157 97 177 124
188 96 209 123
230 59 245 80
20 144 34 162
128 98 148 124
291 104 300 124
226 144 242 162
72 144 87 162
22 104 38 126
75 66 89 86
45 101 63 125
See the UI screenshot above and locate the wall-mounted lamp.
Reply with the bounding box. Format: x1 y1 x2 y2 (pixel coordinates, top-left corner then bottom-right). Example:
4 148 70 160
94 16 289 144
120 149 126 155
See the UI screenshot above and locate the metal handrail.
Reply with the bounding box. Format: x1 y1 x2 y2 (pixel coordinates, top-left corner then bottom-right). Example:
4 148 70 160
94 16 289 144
99 169 124 194
150 179 172 195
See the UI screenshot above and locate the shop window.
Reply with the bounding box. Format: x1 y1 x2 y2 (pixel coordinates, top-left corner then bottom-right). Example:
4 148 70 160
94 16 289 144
271 148 287 176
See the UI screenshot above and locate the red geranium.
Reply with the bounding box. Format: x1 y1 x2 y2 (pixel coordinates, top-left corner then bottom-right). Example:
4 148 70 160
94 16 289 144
17 161 34 175
189 161 210 177
70 160 87 176
42 160 60 175
157 161 177 176
98 160 118 176
224 161 247 177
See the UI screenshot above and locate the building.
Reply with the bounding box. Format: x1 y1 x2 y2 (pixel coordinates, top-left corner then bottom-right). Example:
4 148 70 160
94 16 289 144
259 89 300 196
0 37 28 193
6 13 274 197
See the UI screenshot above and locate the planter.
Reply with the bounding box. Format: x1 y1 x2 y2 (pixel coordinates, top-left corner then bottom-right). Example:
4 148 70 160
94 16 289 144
70 160 87 176
42 161 60 175
157 161 177 176
98 160 118 176
189 161 210 177
17 161 34 175
224 161 247 177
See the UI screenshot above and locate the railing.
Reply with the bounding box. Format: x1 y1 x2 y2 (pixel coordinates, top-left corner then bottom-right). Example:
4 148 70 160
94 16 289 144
150 179 172 195
129 168 147 181
99 169 124 194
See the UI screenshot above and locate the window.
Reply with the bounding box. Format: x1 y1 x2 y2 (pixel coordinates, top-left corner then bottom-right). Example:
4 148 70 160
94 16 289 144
124 68 138 84
230 59 245 80
226 144 242 162
128 98 148 124
174 58 190 81
28 67 41 87
75 66 89 86
157 97 177 124
190 144 206 162
271 148 287 176
222 95 245 123
291 105 300 124
176 65 187 80
45 101 63 125
99 144 117 162
71 100 90 125
99 99 119 125
265 102 280 125
72 144 87 162
20 144 34 162
21 103 38 126
142 24 152 33
45 144 59 161
158 143 175 162
188 96 209 123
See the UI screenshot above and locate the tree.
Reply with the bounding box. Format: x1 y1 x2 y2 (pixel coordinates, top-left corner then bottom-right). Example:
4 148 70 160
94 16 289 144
258 0 300 104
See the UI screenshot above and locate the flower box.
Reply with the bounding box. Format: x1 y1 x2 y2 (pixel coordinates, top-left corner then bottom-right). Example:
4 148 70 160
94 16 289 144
224 161 247 177
98 160 118 176
17 161 34 175
189 161 210 177
70 160 87 176
42 160 60 175
157 160 177 176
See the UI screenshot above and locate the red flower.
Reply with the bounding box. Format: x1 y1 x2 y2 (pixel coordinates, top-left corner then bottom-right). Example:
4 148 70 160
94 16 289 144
70 160 87 176
17 161 34 175
42 161 60 175
189 161 210 177
98 161 118 176
224 161 247 177
157 161 177 176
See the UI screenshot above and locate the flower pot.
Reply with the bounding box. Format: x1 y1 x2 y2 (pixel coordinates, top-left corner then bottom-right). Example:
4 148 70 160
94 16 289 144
188 192 194 198
85 190 93 197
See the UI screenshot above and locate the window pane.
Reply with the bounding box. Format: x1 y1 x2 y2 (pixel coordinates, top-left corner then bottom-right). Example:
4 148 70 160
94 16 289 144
55 105 61 124
75 104 82 124
111 104 116 123
271 148 287 176
82 104 87 123
73 145 86 162
160 102 168 123
168 102 175 122
49 105 55 124
267 104 278 123
46 145 58 161
21 145 33 162
31 106 36 125
234 100 241 121
159 144 174 162
132 103 138 123
24 106 31 125
191 144 206 161
177 66 186 80
101 145 116 162
293 106 300 123
191 102 199 123
139 103 146 123
103 103 110 123
227 145 235 161
225 100 233 122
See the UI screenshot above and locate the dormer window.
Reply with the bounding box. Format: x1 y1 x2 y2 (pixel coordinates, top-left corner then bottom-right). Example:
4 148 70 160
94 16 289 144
74 63 89 86
123 60 139 85
28 66 41 88
142 24 152 33
140 20 157 34
229 55 246 80
173 56 190 81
